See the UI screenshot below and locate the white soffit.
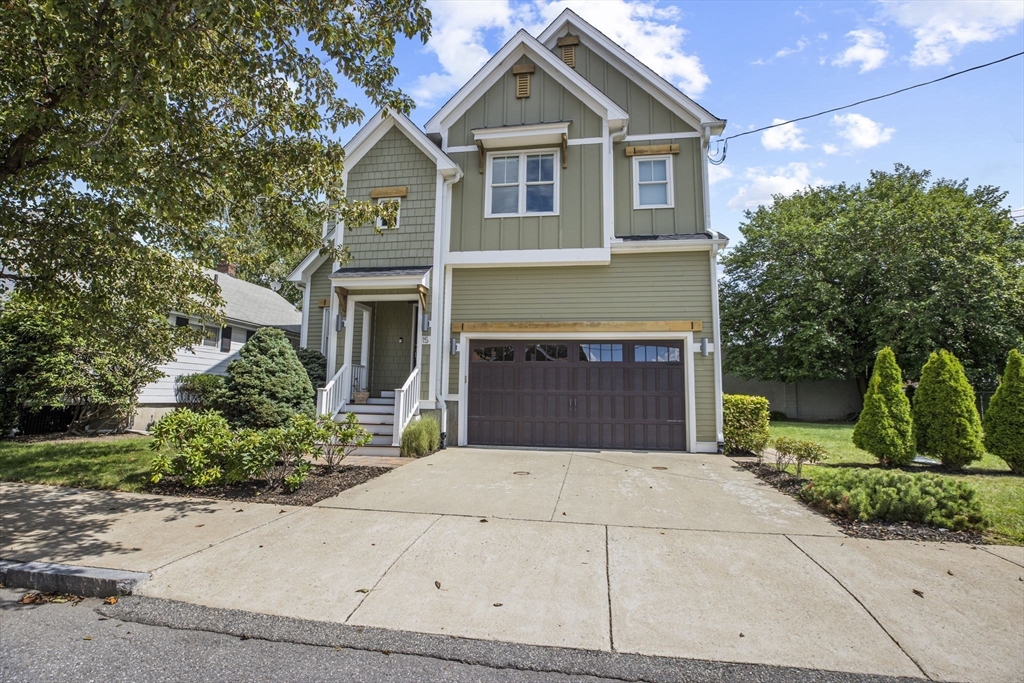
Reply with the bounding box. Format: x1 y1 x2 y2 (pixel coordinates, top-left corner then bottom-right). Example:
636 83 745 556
472 121 570 149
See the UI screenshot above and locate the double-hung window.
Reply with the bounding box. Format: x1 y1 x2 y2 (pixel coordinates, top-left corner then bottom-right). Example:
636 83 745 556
375 197 400 230
633 156 673 209
487 151 558 217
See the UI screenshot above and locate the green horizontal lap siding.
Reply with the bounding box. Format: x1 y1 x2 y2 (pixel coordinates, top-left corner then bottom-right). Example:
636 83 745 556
564 36 697 136
449 145 602 252
344 126 436 268
614 138 705 237
307 260 334 354
693 356 716 442
446 58 603 147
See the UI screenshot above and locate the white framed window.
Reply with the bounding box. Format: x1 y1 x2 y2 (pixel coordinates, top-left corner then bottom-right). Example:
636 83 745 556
632 155 673 209
485 149 559 217
320 308 331 356
375 197 400 230
189 321 221 348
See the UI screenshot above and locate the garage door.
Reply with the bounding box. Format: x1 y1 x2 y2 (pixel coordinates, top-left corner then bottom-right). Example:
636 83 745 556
468 341 685 451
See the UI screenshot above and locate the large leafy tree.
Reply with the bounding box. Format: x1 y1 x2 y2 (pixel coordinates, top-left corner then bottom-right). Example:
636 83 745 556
721 165 1024 392
1 0 429 337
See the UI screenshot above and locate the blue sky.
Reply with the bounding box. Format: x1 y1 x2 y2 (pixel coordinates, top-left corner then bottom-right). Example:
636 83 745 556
338 0 1024 243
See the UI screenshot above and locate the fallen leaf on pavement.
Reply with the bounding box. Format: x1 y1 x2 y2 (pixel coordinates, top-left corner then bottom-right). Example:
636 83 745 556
82 636 92 641
493 603 503 607
434 581 441 589
104 597 118 605
356 589 370 594
912 589 924 598
195 524 205 528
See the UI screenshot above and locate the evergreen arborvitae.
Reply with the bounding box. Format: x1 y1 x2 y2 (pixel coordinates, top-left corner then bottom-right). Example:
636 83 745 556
912 350 984 470
221 328 314 429
853 347 915 466
983 349 1024 474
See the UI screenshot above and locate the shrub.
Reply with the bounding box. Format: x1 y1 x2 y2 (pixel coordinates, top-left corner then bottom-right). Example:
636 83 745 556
258 415 321 491
219 328 314 429
772 437 828 477
912 350 984 470
400 416 441 458
174 373 225 412
853 348 915 466
295 348 328 389
769 410 788 422
722 394 770 456
150 409 244 487
983 349 1024 474
316 413 372 471
799 468 988 531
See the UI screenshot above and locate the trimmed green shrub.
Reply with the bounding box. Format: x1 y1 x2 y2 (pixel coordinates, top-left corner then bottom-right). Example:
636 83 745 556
799 468 988 531
295 347 328 389
772 437 828 477
150 409 244 487
220 328 314 429
174 373 225 412
723 394 770 456
316 413 372 470
983 349 1024 474
400 416 441 458
912 350 984 470
853 347 915 466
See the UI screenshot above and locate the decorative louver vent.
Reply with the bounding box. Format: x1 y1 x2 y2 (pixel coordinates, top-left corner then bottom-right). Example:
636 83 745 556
512 63 534 98
557 34 579 68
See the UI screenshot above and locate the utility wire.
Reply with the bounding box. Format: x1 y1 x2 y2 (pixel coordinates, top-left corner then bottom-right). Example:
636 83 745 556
708 50 1024 164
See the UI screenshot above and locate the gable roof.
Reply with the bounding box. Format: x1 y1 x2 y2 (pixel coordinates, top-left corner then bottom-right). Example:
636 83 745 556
425 29 629 136
204 269 301 329
537 9 726 136
346 109 462 177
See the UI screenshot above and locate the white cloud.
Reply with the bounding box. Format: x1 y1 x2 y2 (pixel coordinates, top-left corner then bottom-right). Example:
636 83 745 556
775 38 810 58
831 113 895 149
761 118 809 151
525 0 710 96
884 0 1024 66
727 163 825 211
822 143 839 155
832 28 888 72
412 1 513 104
708 164 733 185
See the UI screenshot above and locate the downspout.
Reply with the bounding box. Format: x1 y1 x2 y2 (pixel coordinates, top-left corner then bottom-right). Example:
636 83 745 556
435 168 463 447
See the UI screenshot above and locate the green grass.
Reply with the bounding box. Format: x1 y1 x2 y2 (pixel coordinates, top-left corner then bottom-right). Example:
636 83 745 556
770 421 1024 546
0 436 154 492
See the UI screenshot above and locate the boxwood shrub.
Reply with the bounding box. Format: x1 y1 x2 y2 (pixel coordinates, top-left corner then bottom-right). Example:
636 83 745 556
723 394 770 456
799 468 988 531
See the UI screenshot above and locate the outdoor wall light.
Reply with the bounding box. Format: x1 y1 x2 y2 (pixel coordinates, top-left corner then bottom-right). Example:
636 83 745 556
336 315 345 331
399 336 404 344
450 339 459 355
421 313 431 332
700 338 709 356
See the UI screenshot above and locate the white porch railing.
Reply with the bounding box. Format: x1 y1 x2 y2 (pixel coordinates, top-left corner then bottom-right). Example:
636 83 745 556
351 364 368 392
392 366 420 446
316 363 350 417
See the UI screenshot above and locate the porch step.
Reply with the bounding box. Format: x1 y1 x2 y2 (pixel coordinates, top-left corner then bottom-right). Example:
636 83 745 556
363 423 395 436
367 398 395 406
346 404 395 415
352 445 402 457
344 412 394 425
380 390 396 398
367 434 396 446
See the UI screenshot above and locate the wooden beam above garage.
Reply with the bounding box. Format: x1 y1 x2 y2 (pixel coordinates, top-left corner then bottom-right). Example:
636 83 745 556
451 320 703 333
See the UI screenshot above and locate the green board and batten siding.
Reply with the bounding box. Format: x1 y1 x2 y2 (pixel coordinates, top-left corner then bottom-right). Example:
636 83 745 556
448 252 717 442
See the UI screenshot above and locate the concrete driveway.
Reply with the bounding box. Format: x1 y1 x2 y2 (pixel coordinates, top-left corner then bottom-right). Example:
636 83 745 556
3 449 1022 682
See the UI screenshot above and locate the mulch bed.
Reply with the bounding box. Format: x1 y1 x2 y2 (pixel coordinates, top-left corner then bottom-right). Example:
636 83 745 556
736 459 988 545
150 465 392 506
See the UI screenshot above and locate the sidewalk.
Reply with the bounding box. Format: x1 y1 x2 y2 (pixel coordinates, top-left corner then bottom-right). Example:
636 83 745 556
2 454 1022 683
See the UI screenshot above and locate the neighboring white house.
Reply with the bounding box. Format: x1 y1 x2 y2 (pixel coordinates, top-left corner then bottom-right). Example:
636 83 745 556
131 263 301 429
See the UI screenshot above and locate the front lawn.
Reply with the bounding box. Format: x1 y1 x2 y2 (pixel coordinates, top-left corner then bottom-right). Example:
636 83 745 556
771 421 1024 546
0 435 154 492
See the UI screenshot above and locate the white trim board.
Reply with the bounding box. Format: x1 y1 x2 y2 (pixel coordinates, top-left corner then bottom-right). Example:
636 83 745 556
329 271 431 290
345 109 461 178
445 247 610 268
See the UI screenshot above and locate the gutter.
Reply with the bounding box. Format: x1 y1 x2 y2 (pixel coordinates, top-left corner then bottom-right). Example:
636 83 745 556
435 168 463 446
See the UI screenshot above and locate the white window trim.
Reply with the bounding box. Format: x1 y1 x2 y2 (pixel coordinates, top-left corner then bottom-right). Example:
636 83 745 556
632 155 674 210
484 148 560 218
320 308 331 356
375 197 401 231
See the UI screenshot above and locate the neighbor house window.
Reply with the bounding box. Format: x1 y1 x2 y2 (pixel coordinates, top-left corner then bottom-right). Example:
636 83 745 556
633 156 673 209
189 321 220 348
486 151 558 217
375 198 400 230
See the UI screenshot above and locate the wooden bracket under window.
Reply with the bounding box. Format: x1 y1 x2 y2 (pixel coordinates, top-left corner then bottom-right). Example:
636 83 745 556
370 186 407 199
476 140 485 174
625 144 680 157
561 133 568 169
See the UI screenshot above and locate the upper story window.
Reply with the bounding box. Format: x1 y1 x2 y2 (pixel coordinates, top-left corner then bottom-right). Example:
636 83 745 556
633 156 673 209
486 150 559 218
376 198 400 230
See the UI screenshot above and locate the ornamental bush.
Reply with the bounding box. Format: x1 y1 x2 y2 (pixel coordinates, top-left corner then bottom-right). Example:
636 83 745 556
316 413 372 471
174 373 225 412
150 409 245 487
772 437 828 477
983 349 1024 474
912 350 984 470
295 348 328 390
220 328 314 429
853 348 915 466
799 468 988 531
722 394 770 456
400 416 441 458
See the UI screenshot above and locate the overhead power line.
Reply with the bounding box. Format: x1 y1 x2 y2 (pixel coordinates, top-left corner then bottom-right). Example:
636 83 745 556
707 50 1024 165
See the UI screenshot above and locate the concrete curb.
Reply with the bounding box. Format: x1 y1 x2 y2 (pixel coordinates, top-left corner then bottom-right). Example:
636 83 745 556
99 596 926 683
0 559 149 598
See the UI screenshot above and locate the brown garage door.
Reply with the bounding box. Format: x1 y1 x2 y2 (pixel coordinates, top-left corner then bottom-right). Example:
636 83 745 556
468 341 685 451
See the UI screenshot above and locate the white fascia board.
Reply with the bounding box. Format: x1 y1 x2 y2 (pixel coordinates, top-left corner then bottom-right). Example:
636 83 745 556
425 31 628 136
610 238 725 254
329 270 431 291
538 10 726 135
287 250 330 282
445 247 610 268
345 109 462 178
473 121 570 149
